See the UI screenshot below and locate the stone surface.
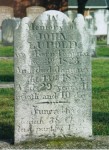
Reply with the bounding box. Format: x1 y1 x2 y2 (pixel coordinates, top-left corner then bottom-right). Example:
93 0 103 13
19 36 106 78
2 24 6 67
2 18 21 46
85 15 97 57
14 10 92 143
26 6 46 21
0 6 14 27
107 24 109 45
0 29 2 41
65 10 77 21
91 9 109 36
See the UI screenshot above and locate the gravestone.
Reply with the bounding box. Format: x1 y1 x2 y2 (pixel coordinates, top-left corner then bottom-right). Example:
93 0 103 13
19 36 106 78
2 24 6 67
26 6 46 21
85 15 96 57
64 10 77 21
0 6 14 27
14 10 92 143
91 9 109 36
107 24 109 45
2 18 21 46
0 28 2 42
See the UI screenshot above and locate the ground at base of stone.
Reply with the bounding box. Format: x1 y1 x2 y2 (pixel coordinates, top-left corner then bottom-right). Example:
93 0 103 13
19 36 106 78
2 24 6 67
0 136 109 149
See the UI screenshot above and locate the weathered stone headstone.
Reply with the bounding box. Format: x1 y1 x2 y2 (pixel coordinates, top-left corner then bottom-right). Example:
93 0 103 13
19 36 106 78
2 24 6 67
107 23 109 45
14 11 92 143
0 6 14 27
85 15 96 57
91 9 109 36
2 18 21 46
26 6 46 21
64 10 77 21
0 28 2 42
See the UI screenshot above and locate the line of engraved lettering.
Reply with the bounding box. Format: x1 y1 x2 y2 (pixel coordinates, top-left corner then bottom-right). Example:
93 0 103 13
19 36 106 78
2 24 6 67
37 32 66 40
16 93 39 100
61 91 70 99
31 106 58 115
31 106 72 115
17 66 60 74
17 125 65 133
31 24 62 30
27 74 59 85
62 73 90 83
62 74 71 82
59 57 80 65
34 126 55 132
62 73 85 83
26 84 39 91
33 51 55 57
54 84 91 92
42 74 59 82
33 51 87 59
39 83 52 90
47 14 57 21
27 74 59 87
65 116 73 124
42 92 58 99
33 125 63 133
64 52 90 57
20 117 44 124
17 125 31 133
16 67 29 74
61 67 89 74
16 66 45 74
81 81 90 90
62 106 73 114
32 41 77 49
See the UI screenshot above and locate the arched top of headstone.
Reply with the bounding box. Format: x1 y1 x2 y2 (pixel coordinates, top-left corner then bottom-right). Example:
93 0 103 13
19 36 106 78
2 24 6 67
2 18 21 29
0 6 14 27
34 10 71 27
0 6 13 12
26 6 46 11
26 6 46 22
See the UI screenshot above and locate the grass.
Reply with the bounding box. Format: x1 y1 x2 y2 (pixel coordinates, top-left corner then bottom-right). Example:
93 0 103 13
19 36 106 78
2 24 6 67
96 46 109 57
97 40 107 46
0 59 14 82
0 45 14 57
14 137 93 149
92 59 109 135
0 88 14 140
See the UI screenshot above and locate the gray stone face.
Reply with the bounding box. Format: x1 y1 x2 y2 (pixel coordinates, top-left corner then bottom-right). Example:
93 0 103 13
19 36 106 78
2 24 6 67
91 9 109 36
107 24 109 45
14 11 92 143
0 29 2 42
64 10 77 21
0 6 14 27
2 18 21 46
26 6 46 21
85 15 97 57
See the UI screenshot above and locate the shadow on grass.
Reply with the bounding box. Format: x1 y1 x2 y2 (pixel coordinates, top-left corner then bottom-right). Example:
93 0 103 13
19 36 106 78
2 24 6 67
0 123 14 143
93 111 109 124
93 111 109 135
0 75 14 82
